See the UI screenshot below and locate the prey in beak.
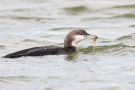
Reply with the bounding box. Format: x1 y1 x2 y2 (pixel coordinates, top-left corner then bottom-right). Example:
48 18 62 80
88 35 98 52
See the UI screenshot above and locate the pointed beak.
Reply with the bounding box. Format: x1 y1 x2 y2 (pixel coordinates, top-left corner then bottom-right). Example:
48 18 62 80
85 32 90 35
84 32 90 37
84 31 98 40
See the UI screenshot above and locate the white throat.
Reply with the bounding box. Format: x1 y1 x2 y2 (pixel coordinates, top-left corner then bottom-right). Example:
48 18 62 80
71 35 86 47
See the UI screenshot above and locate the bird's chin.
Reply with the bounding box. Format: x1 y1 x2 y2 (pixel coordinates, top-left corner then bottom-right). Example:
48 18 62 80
84 35 90 38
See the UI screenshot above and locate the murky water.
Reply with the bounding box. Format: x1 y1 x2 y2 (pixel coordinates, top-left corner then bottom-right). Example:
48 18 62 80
0 0 135 90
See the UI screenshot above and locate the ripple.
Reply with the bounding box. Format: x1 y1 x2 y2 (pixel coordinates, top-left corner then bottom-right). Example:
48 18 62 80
116 34 135 41
130 25 135 27
22 39 39 42
112 14 135 19
64 6 91 15
0 16 55 23
80 44 135 55
0 45 5 49
112 4 135 9
0 76 31 82
50 27 82 31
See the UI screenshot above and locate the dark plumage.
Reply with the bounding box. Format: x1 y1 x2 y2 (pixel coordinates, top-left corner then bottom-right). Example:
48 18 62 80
3 46 64 58
3 29 96 58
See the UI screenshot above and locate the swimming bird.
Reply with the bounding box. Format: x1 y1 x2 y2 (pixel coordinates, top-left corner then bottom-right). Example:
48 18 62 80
3 29 97 58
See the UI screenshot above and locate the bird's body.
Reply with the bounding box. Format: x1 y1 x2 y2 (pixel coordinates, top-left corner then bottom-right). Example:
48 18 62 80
3 46 76 58
3 29 97 58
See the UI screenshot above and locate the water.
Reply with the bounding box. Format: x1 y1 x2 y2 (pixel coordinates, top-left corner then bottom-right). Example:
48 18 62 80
0 0 135 90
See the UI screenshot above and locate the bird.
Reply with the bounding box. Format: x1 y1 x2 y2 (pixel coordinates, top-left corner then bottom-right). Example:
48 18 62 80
3 29 97 58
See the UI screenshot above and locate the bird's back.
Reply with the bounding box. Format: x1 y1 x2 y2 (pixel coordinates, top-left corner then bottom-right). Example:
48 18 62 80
3 46 65 58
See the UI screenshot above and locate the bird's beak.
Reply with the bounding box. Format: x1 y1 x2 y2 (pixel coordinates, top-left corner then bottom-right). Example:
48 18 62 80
84 32 90 37
85 32 90 35
84 32 98 41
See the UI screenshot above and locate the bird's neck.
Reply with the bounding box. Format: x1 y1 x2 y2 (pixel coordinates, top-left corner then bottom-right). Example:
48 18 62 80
64 37 77 52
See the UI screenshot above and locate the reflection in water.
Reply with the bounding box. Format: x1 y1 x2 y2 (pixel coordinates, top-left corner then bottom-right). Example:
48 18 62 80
65 52 78 61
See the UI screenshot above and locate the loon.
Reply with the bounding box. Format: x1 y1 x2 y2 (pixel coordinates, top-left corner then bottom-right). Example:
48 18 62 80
3 29 97 58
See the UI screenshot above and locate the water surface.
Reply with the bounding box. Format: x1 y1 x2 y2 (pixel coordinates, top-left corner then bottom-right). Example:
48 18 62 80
0 0 135 90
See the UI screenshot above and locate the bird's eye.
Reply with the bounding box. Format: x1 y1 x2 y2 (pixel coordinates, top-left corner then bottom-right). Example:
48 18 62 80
80 33 83 35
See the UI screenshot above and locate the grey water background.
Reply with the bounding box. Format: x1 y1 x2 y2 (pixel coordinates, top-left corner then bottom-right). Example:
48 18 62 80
0 0 135 90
